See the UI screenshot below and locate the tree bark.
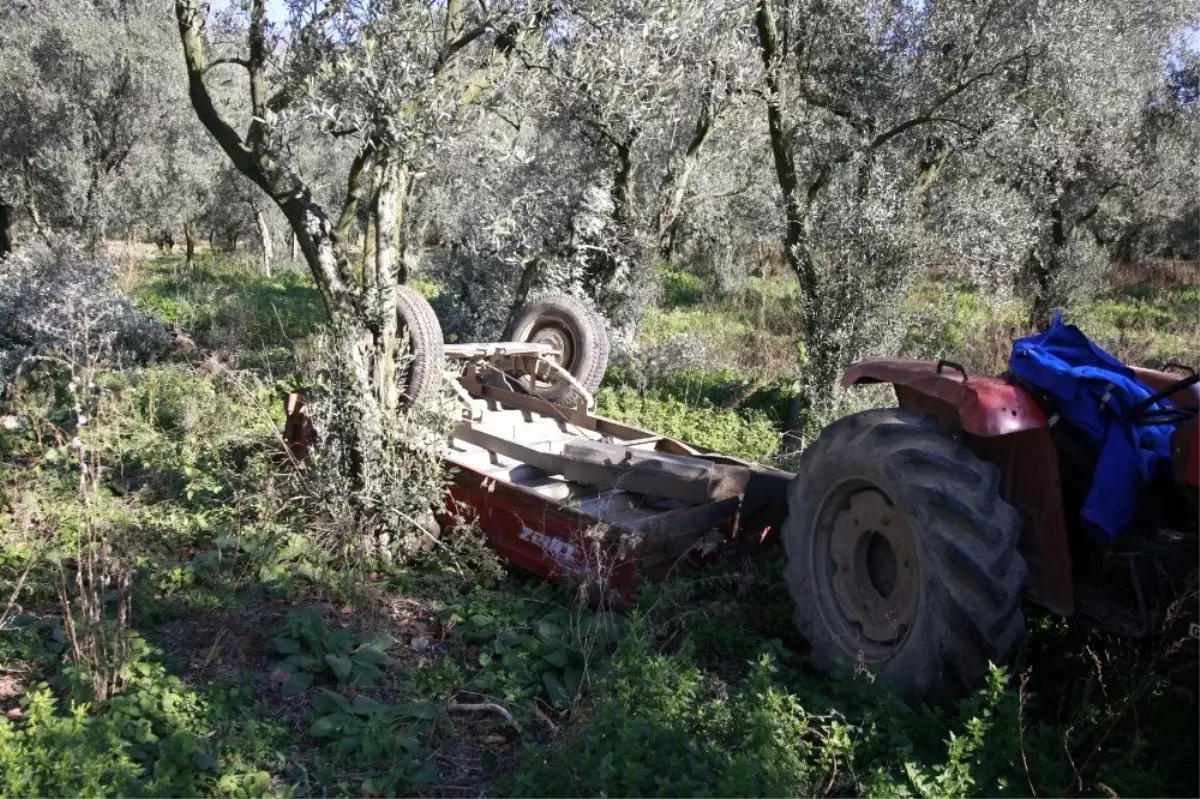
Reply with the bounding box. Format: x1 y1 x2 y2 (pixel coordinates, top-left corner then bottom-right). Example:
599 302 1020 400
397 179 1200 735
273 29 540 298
184 218 198 269
1024 203 1066 329
23 159 53 247
254 205 273 276
581 131 640 300
505 258 541 332
611 133 638 233
362 210 377 280
656 84 718 262
84 162 105 257
0 200 13 257
370 159 408 413
290 229 299 261
755 0 813 295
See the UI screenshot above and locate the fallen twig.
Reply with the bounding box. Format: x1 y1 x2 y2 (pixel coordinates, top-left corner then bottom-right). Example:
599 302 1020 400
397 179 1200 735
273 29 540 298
446 701 522 732
532 699 563 735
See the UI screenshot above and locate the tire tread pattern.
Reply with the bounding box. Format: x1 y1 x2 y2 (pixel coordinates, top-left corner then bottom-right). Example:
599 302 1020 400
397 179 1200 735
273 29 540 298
396 285 445 407
782 408 1028 702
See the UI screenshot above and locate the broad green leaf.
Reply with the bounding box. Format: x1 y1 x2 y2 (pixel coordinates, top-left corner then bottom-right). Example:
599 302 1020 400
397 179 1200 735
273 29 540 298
282 653 319 671
327 627 354 652
564 666 582 696
350 695 389 716
313 689 352 714
543 670 569 707
536 620 563 643
310 713 347 738
543 649 569 668
337 733 363 753
272 636 302 654
281 672 313 697
325 653 352 683
351 645 391 666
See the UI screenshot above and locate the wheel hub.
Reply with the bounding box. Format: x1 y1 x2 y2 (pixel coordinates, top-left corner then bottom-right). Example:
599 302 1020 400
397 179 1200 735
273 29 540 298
524 323 575 391
530 324 572 366
828 489 918 647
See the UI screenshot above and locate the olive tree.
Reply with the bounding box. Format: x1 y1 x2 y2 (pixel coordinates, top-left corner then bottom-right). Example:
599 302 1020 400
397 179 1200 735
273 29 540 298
0 0 182 252
749 0 1197 424
524 0 758 329
752 0 1039 424
173 0 550 543
991 4 1198 323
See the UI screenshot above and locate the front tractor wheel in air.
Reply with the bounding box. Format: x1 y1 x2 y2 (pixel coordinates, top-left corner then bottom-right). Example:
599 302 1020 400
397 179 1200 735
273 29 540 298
782 408 1028 702
503 293 610 406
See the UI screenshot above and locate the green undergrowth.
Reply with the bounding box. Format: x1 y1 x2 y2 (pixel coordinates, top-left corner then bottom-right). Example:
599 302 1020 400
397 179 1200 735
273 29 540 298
1076 280 1200 367
596 382 783 463
899 276 1200 373
0 636 287 798
509 559 1200 798
0 253 1196 797
131 254 325 370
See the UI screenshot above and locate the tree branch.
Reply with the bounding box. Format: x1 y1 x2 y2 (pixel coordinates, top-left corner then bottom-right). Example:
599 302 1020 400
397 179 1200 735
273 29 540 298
266 0 349 114
246 0 270 152
205 56 250 71
869 50 1031 152
434 21 492 75
174 0 255 175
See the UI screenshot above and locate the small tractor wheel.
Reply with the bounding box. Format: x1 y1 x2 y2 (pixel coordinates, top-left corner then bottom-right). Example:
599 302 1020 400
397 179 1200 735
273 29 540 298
782 408 1028 702
504 293 610 406
397 285 445 407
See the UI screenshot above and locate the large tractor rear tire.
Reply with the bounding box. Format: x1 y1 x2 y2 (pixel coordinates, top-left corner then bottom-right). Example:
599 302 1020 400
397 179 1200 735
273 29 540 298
782 408 1028 702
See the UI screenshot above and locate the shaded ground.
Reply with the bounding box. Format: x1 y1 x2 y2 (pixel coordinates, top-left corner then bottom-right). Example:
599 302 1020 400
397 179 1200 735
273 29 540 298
0 251 1196 797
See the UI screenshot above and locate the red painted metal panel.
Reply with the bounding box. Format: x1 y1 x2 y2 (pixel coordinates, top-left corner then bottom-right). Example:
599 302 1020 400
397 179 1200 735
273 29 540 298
969 430 1075 616
443 463 790 606
843 357 1048 437
447 469 644 606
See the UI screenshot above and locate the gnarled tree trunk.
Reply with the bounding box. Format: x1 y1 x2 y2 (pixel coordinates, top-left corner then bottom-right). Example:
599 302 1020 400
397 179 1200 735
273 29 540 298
0 199 13 257
656 85 718 263
184 218 198 270
254 205 273 276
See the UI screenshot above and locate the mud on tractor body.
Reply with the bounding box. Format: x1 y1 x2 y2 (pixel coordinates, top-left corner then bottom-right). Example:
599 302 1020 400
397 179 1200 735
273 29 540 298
784 356 1199 702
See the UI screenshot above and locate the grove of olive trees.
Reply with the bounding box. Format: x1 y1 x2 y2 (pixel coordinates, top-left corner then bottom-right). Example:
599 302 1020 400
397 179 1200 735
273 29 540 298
1 3 1198 797
0 0 1196 417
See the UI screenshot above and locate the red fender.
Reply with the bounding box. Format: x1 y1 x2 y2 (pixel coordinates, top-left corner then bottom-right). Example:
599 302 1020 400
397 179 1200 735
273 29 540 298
842 357 1049 436
842 358 1074 617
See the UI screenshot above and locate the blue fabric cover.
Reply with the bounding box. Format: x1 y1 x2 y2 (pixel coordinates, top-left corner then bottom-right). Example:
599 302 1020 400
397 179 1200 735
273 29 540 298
1008 312 1176 542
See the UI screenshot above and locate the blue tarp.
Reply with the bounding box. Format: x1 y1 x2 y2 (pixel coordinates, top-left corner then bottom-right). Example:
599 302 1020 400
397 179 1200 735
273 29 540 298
1008 312 1177 542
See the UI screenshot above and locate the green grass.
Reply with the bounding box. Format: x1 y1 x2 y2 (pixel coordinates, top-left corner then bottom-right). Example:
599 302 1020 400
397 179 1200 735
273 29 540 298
131 253 326 369
1074 281 1200 367
597 384 782 462
0 252 1196 798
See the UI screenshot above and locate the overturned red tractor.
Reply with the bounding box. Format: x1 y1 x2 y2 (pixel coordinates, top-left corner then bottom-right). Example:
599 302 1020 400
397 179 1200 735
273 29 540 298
282 289 1197 704
783 351 1198 701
